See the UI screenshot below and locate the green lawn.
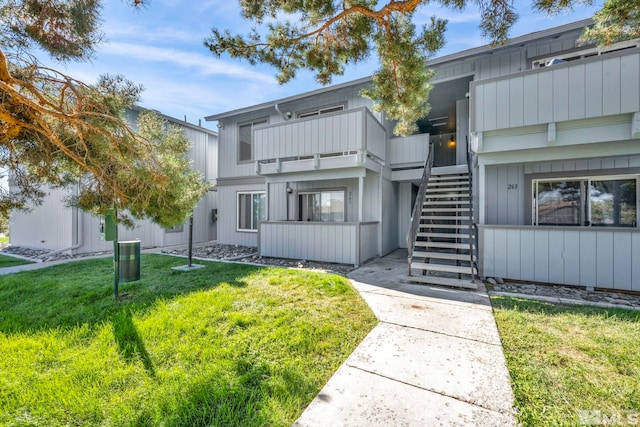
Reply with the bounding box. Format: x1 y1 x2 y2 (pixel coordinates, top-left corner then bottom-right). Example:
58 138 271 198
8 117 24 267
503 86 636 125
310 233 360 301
0 254 376 426
0 253 33 268
492 296 640 426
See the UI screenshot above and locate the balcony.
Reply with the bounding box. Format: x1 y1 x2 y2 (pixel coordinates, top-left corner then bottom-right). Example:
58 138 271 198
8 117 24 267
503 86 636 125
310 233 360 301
471 47 640 133
254 107 386 175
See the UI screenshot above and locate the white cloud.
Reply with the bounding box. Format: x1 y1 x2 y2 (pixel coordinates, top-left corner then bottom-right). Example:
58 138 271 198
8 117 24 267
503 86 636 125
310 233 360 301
98 42 276 84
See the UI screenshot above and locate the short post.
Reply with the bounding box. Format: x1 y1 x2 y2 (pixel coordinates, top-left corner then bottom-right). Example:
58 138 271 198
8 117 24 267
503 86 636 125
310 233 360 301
113 215 119 300
187 215 193 267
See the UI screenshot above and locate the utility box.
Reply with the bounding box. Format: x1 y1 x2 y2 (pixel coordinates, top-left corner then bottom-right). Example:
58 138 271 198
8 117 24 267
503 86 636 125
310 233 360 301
118 240 141 282
100 212 117 241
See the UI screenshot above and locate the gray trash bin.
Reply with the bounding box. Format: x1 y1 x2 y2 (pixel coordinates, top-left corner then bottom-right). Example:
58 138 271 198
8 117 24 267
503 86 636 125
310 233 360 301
118 240 140 282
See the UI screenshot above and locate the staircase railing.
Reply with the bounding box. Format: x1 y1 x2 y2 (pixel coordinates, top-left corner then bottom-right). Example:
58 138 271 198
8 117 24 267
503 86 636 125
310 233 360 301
466 137 478 282
407 142 434 275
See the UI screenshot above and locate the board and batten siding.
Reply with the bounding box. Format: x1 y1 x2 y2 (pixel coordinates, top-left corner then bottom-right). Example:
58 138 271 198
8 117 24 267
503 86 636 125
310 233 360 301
390 134 429 167
217 83 376 180
472 48 640 133
217 184 265 247
259 221 378 265
254 109 363 160
484 164 526 225
9 187 74 251
381 178 399 255
480 226 640 291
482 155 640 226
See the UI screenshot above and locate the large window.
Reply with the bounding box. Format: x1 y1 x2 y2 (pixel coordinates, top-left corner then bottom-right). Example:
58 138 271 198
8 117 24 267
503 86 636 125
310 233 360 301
238 119 267 162
237 192 265 232
299 190 345 222
533 175 637 227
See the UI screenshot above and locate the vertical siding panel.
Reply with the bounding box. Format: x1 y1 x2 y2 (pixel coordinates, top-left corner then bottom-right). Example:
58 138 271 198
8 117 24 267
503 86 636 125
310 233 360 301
506 229 521 279
596 231 614 288
475 84 484 132
496 80 510 129
523 74 539 126
507 165 521 225
483 81 497 131
632 233 640 292
568 64 586 120
304 121 312 155
563 230 580 285
548 230 564 284
496 166 509 224
552 67 569 122
538 72 553 124
493 228 508 278
620 53 640 113
585 61 603 117
509 76 524 128
483 228 495 278
613 232 632 291
602 57 621 116
579 231 597 288
520 229 535 281
479 58 491 80
534 230 549 283
485 167 498 224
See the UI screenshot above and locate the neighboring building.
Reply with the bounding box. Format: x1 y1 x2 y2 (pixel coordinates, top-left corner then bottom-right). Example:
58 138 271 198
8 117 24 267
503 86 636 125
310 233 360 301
207 18 640 292
9 108 218 255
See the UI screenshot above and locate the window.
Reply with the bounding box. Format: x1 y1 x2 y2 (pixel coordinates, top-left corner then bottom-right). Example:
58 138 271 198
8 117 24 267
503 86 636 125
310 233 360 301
237 192 265 231
533 175 637 227
297 104 345 119
299 190 345 222
238 119 267 162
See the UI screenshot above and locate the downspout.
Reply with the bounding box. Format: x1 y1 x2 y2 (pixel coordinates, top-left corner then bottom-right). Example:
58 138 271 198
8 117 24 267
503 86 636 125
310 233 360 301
37 185 84 260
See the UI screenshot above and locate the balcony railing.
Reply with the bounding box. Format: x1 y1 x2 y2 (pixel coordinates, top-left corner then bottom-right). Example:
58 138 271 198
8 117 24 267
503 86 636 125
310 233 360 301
258 221 379 266
471 47 640 133
254 107 386 175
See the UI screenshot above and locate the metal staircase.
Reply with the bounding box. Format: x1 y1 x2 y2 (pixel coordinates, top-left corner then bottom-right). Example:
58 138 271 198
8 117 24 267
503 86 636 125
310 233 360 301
407 161 478 290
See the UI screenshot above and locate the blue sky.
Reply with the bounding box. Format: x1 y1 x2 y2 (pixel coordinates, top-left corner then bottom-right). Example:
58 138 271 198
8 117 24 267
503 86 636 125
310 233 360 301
49 1 602 131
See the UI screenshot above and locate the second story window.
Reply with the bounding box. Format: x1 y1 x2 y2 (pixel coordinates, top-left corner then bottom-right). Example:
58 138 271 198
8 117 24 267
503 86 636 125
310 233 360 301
297 104 345 119
238 119 267 162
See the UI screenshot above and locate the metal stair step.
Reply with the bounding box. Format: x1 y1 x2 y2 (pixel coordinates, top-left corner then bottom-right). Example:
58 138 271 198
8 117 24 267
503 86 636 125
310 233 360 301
421 200 470 206
414 241 475 249
424 193 471 199
420 215 472 221
429 174 469 181
412 251 473 260
416 232 472 239
410 262 475 275
422 207 471 212
419 224 471 230
426 187 470 193
407 275 478 290
428 180 469 186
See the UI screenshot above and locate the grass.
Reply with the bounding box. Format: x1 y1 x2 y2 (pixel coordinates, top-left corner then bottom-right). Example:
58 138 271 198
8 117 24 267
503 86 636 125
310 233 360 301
492 296 640 426
0 253 33 268
0 254 377 426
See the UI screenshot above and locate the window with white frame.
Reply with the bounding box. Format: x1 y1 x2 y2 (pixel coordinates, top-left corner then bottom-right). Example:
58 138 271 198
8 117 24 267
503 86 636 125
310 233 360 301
533 175 638 227
237 192 266 231
299 190 345 222
297 104 345 119
238 119 267 162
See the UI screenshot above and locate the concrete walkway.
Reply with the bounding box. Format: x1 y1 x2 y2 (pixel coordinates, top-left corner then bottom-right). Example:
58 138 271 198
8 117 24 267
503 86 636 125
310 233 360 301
295 249 516 426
